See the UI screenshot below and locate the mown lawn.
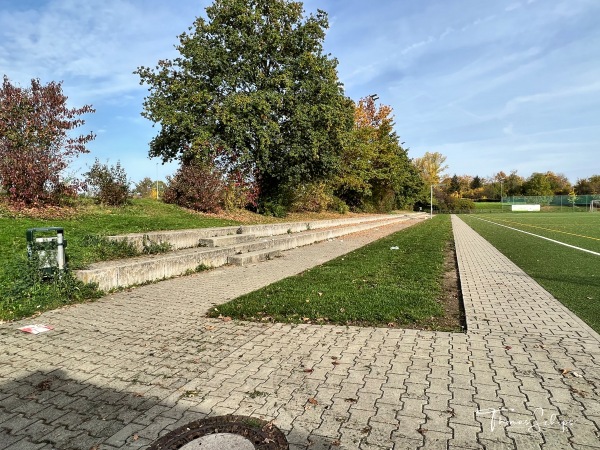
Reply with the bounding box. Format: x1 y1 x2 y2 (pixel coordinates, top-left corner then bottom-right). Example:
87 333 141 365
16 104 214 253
209 215 460 330
461 214 600 334
0 198 239 270
0 199 241 321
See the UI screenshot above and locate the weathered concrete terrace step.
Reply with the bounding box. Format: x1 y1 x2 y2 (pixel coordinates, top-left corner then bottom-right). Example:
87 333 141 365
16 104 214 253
106 214 408 251
198 233 258 247
76 213 426 291
228 249 283 266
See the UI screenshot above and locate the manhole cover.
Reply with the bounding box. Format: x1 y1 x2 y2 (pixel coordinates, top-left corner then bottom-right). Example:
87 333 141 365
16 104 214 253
180 433 255 450
149 415 288 450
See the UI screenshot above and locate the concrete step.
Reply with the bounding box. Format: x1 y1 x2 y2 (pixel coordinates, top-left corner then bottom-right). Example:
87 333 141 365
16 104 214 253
198 234 258 247
228 249 283 266
75 213 427 291
106 214 407 251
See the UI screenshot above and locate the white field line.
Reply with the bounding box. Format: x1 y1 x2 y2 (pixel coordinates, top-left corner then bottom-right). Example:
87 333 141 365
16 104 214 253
472 217 600 257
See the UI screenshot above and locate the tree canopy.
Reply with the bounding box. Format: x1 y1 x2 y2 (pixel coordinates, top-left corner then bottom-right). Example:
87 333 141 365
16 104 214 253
136 0 353 202
413 151 448 186
334 96 422 211
0 75 94 207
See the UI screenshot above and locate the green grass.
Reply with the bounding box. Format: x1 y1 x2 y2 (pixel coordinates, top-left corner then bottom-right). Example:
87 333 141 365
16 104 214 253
0 198 238 270
471 202 591 213
468 212 600 253
209 215 456 329
0 198 240 322
473 202 504 211
461 213 600 334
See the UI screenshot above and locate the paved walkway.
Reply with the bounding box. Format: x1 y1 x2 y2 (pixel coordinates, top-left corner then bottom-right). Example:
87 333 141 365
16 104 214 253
0 216 598 450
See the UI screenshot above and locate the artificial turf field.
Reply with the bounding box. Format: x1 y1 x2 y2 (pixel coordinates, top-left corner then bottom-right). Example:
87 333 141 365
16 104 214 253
461 212 600 333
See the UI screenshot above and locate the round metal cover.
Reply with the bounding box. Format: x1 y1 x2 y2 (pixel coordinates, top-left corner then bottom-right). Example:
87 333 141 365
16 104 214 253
149 415 288 450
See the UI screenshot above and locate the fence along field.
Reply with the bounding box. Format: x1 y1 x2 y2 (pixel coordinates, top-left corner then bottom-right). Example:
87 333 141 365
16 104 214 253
460 212 600 333
472 194 600 213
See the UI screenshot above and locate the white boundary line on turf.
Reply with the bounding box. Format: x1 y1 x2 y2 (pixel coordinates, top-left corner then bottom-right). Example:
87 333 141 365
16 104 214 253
471 216 600 257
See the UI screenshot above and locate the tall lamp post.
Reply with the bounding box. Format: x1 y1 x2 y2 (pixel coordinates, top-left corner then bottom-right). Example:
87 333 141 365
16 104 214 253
500 179 505 212
430 184 441 219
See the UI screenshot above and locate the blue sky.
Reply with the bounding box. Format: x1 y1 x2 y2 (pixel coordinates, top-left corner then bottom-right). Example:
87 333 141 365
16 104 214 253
1 0 599 184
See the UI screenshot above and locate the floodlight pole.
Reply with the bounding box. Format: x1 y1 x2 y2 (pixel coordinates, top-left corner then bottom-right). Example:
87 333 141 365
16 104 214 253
430 185 432 218
430 184 439 219
500 179 504 212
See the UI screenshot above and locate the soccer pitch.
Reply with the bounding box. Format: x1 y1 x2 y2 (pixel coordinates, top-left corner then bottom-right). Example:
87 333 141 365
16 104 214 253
467 212 600 254
460 212 600 333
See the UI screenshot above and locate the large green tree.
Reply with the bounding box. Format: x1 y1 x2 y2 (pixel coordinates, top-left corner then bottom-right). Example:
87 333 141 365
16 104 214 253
135 0 352 202
523 172 553 196
336 96 422 211
574 175 600 195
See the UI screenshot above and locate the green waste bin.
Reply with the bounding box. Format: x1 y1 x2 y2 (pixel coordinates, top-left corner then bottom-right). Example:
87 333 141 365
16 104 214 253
26 227 67 275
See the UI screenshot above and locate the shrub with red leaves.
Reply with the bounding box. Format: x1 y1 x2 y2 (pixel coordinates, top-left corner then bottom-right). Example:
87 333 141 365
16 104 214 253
163 160 226 213
0 75 94 207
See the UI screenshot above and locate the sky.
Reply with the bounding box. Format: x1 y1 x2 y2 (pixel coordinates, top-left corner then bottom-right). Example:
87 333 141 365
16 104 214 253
1 0 599 184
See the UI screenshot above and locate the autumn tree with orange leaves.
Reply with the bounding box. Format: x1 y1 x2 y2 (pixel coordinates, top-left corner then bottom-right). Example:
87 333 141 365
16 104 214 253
335 96 423 211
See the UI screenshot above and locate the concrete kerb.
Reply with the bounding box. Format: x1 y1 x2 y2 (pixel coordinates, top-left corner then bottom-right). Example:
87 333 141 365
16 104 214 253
75 214 427 291
105 214 417 252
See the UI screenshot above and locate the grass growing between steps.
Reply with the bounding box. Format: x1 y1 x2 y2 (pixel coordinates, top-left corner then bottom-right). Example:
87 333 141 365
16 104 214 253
209 216 461 330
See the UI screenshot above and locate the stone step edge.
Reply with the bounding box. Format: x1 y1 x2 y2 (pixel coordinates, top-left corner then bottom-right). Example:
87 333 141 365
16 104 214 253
75 214 425 291
106 214 411 252
228 250 283 266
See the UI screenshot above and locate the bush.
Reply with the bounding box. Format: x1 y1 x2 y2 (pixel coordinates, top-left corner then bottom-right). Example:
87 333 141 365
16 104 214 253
163 160 226 213
261 201 288 218
331 196 349 214
0 76 94 208
223 175 259 211
289 182 335 213
84 159 130 206
434 191 475 212
455 198 475 211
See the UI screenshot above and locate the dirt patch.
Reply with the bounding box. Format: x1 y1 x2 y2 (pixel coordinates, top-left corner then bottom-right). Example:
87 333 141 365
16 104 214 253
410 240 466 333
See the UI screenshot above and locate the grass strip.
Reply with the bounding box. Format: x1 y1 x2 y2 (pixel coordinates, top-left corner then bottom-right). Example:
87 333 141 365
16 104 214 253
461 215 600 334
209 215 456 329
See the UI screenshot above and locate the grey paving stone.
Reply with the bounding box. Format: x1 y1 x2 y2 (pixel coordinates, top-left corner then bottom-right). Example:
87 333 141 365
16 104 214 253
0 215 598 449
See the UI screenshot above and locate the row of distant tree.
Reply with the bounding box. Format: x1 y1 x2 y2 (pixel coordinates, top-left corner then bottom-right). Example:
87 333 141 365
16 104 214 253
440 171 600 200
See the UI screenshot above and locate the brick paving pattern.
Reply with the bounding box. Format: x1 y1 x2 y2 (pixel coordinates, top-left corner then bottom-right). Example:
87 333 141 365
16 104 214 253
0 215 598 449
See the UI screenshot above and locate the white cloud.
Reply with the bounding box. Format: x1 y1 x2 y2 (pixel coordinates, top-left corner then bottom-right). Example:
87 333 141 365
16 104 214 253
1 0 599 182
